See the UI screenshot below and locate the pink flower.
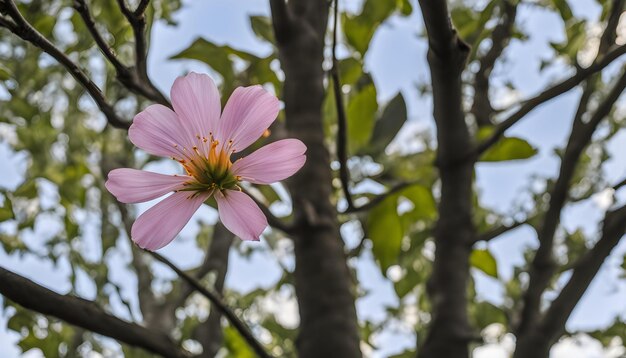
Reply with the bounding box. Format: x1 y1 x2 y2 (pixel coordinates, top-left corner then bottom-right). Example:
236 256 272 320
105 73 306 250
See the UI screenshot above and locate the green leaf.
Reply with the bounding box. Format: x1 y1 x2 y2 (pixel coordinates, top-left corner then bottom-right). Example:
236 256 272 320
450 0 497 43
250 16 275 43
224 326 256 358
339 57 363 85
398 184 437 222
550 0 574 21
550 20 586 62
0 64 12 81
471 301 507 330
341 0 399 56
368 195 403 271
7 310 33 333
347 84 378 153
470 249 498 278
365 92 407 155
170 38 237 83
0 196 14 222
13 180 38 199
480 136 537 162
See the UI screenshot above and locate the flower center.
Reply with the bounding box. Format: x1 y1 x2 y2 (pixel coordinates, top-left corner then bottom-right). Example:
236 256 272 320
171 134 240 193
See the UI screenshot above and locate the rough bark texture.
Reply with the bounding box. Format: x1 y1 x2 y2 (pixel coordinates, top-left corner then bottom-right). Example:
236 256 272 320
416 1 474 357
271 1 361 358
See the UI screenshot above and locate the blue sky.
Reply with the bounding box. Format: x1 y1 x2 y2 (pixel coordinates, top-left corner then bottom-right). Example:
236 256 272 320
1 0 626 357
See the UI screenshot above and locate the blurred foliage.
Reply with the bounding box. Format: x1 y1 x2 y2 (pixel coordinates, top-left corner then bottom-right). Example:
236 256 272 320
0 0 625 356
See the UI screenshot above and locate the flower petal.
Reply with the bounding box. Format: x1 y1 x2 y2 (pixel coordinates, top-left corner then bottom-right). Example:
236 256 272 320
129 104 189 158
105 168 191 204
131 191 210 250
231 139 307 184
215 190 267 241
171 72 221 151
217 86 280 152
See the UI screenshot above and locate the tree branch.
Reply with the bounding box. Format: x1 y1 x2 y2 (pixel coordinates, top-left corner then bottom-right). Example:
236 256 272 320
613 177 626 191
0 266 188 358
417 1 474 357
342 181 418 214
115 0 170 106
0 0 129 129
418 0 463 57
329 0 354 211
516 68 626 336
513 205 626 358
186 223 233 357
73 0 128 75
147 250 273 358
471 0 517 127
474 217 528 243
475 43 626 156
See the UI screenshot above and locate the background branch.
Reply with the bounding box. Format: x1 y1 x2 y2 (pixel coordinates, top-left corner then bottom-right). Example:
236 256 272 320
516 65 626 336
514 205 626 358
0 266 188 358
342 181 418 214
147 250 274 358
0 0 129 129
476 43 626 156
471 0 517 126
330 0 354 211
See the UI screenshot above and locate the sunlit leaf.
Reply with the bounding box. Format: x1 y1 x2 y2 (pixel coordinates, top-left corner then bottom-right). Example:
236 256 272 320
368 195 403 271
480 136 537 162
347 84 378 153
470 249 498 278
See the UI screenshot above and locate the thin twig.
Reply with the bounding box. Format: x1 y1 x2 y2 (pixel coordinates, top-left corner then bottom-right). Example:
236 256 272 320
613 177 626 191
474 217 528 243
476 43 626 156
1 0 129 129
342 181 419 213
115 0 169 105
146 250 274 358
73 0 128 74
471 0 517 126
330 0 354 210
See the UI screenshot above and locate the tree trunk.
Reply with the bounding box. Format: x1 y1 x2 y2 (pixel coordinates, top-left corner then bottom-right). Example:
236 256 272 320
272 1 361 358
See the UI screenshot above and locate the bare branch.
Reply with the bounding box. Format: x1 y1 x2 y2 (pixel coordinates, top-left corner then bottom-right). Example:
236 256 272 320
73 0 128 75
147 250 274 358
475 217 528 243
0 266 188 358
342 181 419 214
134 0 151 17
514 205 626 357
471 0 517 126
185 223 233 356
115 0 169 106
475 44 626 156
329 0 355 211
613 177 626 191
516 68 626 336
1 0 129 129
